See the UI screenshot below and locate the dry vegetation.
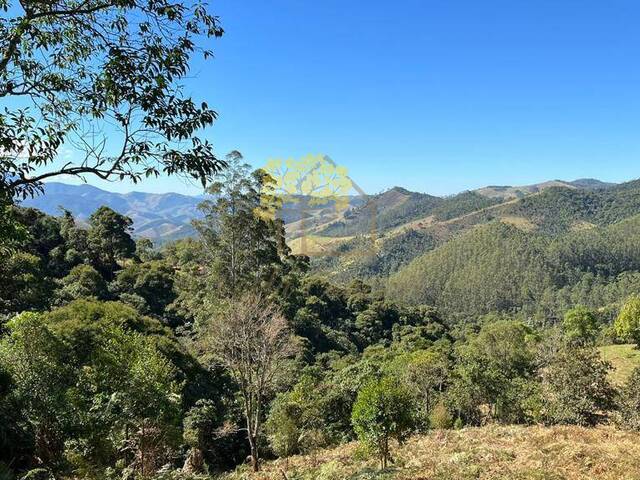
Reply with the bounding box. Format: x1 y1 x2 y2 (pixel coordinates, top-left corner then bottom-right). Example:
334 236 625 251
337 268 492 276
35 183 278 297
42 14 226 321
599 343 640 385
220 425 640 480
288 234 355 256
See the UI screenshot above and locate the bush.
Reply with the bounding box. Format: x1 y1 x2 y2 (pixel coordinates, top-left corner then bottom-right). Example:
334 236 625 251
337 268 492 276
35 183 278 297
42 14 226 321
563 306 599 345
56 264 108 304
615 296 640 346
452 320 536 424
619 367 640 430
428 401 453 429
265 394 303 458
540 346 614 426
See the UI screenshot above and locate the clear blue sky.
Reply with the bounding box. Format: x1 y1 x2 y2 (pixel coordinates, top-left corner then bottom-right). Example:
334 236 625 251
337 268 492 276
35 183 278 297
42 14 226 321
58 0 640 196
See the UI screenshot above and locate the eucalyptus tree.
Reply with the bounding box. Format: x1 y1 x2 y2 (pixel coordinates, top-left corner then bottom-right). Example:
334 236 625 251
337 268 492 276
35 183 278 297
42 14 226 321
193 152 290 299
1 0 226 201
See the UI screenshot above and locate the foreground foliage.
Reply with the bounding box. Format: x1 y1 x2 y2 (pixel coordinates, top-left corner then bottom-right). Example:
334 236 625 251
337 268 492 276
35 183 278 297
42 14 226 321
4 163 640 479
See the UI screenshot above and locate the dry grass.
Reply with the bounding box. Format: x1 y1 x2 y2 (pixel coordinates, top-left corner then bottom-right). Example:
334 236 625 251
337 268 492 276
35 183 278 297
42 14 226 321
219 425 640 480
599 343 640 385
498 215 536 231
570 220 597 231
287 234 354 256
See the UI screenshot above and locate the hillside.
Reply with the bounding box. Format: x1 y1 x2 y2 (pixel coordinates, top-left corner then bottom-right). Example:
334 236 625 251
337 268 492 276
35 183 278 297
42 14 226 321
311 178 640 286
599 344 640 385
385 213 640 318
20 183 203 242
386 222 552 316
319 187 444 237
221 425 640 480
476 178 614 201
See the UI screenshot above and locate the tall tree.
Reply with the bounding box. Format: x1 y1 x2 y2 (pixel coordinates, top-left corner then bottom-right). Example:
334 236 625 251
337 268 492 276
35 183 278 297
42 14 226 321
193 152 290 299
87 206 136 278
199 293 297 472
1 0 225 201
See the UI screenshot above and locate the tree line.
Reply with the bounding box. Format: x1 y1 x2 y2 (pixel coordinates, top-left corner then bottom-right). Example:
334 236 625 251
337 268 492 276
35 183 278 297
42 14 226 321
3 159 640 479
387 214 640 323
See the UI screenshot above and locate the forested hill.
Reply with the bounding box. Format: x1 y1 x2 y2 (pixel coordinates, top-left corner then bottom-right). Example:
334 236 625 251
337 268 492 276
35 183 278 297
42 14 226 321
311 178 640 281
379 179 640 321
5 162 640 479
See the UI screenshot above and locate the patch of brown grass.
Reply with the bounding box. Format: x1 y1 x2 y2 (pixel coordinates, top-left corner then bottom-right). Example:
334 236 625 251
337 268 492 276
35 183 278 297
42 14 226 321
498 216 536 231
219 425 640 480
599 343 640 385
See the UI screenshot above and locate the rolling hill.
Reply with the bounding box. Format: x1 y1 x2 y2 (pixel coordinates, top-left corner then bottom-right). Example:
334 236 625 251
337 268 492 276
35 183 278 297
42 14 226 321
311 178 640 286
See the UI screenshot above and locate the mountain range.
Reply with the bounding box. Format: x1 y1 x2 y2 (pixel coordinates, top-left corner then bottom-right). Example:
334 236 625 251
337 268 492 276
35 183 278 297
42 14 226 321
23 176 640 320
19 178 617 244
20 183 204 241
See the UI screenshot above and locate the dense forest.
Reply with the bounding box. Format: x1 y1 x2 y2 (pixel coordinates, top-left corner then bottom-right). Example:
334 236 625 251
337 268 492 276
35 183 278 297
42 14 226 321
4 158 640 479
387 216 640 321
4 0 640 478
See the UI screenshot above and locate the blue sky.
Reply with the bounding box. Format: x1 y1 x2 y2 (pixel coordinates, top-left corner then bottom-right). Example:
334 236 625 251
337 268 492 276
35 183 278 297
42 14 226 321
56 0 640 196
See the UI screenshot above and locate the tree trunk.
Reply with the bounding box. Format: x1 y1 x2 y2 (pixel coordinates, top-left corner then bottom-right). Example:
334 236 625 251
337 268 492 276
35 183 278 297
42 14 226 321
248 434 259 472
183 447 205 473
381 436 389 469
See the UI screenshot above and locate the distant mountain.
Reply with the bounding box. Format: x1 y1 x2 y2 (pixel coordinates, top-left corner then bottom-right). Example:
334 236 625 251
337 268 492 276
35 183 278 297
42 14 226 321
567 178 616 189
318 187 444 237
475 178 615 201
17 177 624 248
18 182 365 243
20 183 203 242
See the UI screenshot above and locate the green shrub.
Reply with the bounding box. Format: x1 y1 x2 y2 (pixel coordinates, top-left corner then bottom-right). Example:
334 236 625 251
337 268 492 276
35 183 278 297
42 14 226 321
265 395 303 458
540 346 614 426
429 401 453 429
563 306 599 345
616 296 640 346
351 377 414 469
619 366 640 430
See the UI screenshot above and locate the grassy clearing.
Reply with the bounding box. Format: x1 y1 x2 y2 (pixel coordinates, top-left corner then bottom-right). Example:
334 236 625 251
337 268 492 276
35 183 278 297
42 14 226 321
219 425 640 480
498 215 537 231
599 343 640 385
288 234 353 256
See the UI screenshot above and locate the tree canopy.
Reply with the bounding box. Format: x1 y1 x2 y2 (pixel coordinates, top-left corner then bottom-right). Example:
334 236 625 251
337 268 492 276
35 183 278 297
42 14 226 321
0 0 227 248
